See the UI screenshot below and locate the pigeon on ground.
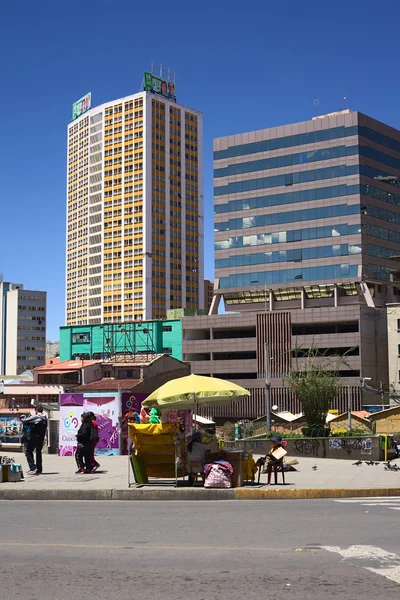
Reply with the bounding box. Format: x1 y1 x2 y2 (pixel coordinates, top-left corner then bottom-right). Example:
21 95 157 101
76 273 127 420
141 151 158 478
353 460 363 466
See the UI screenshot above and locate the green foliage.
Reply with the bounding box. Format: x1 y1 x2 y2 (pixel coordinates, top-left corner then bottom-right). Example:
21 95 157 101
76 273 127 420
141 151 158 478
220 421 235 441
330 428 369 437
286 346 342 429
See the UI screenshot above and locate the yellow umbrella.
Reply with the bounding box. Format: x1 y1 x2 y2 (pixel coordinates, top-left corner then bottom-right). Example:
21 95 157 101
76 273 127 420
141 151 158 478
142 374 250 411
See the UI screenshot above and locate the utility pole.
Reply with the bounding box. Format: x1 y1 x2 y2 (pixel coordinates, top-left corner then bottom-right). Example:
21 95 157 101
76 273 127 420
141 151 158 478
265 343 271 432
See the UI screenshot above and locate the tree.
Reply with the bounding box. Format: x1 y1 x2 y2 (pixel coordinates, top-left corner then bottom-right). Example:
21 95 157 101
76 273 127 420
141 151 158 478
286 347 341 430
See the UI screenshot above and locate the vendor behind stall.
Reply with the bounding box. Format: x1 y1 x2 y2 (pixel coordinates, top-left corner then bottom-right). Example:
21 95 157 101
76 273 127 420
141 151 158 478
187 431 206 485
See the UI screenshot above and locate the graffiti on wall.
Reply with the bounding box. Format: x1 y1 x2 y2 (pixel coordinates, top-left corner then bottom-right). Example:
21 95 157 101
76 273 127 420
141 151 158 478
293 438 320 456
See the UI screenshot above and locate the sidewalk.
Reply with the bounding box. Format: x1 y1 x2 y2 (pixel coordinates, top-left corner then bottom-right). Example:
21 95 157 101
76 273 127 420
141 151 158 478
1 452 400 501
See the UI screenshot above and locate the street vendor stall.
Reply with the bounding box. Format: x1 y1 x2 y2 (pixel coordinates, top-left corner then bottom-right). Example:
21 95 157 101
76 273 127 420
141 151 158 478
128 374 250 488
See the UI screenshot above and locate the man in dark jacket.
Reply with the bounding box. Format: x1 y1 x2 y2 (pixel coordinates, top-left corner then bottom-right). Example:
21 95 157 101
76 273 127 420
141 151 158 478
22 405 48 475
75 413 93 474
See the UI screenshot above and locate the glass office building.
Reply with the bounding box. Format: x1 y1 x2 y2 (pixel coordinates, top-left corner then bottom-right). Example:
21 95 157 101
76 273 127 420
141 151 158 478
213 110 400 311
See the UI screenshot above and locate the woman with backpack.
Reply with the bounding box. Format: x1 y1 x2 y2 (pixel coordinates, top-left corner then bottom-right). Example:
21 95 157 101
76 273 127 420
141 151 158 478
75 413 93 474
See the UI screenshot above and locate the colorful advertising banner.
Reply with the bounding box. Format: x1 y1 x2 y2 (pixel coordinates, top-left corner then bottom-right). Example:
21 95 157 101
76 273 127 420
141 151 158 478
0 415 23 444
72 92 91 120
84 393 120 456
59 393 120 456
144 72 176 102
59 394 84 456
121 392 148 455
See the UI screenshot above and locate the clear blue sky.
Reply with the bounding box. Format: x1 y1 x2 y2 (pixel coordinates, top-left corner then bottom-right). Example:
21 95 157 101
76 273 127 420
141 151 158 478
1 0 400 340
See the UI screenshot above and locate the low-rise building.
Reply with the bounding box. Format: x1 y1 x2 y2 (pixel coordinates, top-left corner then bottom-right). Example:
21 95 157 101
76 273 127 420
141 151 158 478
329 411 373 433
181 306 388 419
59 320 183 362
369 406 400 433
0 282 46 375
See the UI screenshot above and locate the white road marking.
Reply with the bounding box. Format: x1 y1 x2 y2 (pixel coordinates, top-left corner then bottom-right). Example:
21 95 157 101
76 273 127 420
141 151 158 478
334 497 400 512
335 497 400 502
323 545 400 585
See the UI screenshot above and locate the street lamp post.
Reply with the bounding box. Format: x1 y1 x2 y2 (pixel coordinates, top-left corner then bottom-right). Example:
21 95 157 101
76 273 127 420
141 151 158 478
265 343 271 433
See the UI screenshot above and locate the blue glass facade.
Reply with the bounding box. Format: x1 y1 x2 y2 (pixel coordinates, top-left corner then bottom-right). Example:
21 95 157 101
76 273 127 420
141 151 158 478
215 224 362 250
214 112 400 291
214 204 359 232
214 124 400 161
216 244 361 269
219 264 359 289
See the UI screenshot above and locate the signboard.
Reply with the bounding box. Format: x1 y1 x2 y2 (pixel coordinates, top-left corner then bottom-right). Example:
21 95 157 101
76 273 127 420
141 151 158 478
59 394 84 456
121 392 148 455
0 415 22 444
59 393 120 456
144 72 176 102
83 393 120 456
72 332 91 344
72 92 91 120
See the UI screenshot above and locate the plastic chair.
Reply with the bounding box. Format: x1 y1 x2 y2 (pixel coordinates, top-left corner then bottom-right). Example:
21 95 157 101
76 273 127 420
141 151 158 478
267 460 285 485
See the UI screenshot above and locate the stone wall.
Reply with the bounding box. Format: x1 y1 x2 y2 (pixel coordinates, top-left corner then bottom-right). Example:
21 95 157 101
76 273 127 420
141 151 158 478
232 436 381 461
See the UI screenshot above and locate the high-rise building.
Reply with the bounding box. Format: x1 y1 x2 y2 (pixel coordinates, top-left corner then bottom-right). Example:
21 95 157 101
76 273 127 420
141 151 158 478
213 110 400 310
66 82 203 326
0 282 46 375
204 279 214 311
205 110 400 413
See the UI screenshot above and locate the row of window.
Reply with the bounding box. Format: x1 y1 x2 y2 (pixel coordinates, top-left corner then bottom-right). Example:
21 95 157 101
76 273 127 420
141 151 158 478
219 264 359 289
215 160 400 197
215 143 400 180
215 243 362 269
214 203 359 232
214 145 358 178
214 125 400 161
215 182 400 216
216 241 400 269
214 125 358 160
215 223 362 250
214 164 359 196
215 183 358 214
363 222 400 245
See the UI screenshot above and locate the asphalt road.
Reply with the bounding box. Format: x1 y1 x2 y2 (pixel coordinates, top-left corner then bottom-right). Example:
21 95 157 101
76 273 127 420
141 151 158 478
2 499 400 599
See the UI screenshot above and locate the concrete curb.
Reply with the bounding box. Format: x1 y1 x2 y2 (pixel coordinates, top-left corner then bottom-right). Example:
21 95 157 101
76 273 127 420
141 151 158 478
0 488 237 501
2 487 400 501
235 487 400 500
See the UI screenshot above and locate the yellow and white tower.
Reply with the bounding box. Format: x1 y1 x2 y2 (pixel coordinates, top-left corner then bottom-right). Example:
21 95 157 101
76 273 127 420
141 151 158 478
66 76 203 325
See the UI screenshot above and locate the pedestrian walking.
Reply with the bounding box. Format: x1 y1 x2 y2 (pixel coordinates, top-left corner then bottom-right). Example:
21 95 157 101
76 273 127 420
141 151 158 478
75 413 93 474
20 415 31 457
88 412 100 472
22 405 48 475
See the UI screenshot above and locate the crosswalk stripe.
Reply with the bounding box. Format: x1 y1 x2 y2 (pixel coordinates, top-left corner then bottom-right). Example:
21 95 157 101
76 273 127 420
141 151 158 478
335 497 400 502
323 545 400 585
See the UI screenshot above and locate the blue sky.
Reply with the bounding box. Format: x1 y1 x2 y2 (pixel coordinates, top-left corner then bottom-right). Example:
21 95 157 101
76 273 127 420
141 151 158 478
1 0 400 340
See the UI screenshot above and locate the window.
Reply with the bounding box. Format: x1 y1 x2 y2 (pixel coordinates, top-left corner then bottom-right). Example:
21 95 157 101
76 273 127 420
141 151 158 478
215 183 358 215
72 332 91 343
214 125 358 160
162 325 172 332
219 264 359 289
397 319 400 331
215 165 359 197
214 145 357 179
214 203 359 233
162 347 172 355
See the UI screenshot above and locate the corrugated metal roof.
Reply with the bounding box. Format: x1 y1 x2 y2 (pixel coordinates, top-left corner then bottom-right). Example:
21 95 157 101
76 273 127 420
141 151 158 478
34 360 100 373
71 379 141 392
